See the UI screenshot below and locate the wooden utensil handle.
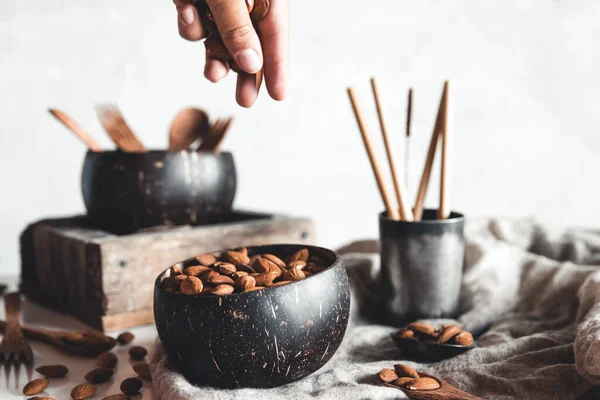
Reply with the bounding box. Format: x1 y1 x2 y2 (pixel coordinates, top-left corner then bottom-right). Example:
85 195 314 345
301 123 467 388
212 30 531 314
4 292 21 331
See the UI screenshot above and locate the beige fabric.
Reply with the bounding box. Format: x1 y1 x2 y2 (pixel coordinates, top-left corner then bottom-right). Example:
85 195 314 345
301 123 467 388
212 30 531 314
150 218 600 399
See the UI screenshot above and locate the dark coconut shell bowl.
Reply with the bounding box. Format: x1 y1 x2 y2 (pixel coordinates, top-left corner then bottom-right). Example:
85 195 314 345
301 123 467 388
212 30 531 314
153 244 351 389
81 150 236 234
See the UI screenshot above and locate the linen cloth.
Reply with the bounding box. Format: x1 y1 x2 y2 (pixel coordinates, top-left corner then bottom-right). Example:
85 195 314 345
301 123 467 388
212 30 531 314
150 217 600 399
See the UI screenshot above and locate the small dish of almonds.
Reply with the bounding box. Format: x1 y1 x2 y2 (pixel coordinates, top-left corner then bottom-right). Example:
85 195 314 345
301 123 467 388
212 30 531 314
391 322 475 362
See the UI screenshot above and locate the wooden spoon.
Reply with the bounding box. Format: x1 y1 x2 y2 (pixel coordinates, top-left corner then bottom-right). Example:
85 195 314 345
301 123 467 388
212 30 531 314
197 116 234 152
48 109 103 152
384 373 484 400
96 104 146 152
169 108 210 152
0 320 116 357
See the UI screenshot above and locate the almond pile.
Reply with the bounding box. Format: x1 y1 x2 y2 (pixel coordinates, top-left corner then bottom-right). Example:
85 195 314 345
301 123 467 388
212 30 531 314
378 363 441 391
395 322 474 347
161 247 329 296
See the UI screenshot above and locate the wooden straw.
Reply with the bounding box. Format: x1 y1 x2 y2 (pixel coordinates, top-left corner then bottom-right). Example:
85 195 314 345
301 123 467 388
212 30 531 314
49 109 103 152
405 88 413 196
370 78 413 221
438 81 451 219
347 87 400 221
413 83 447 221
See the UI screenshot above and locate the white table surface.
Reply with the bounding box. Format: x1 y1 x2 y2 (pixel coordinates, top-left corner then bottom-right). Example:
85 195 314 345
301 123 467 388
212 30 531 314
0 279 157 399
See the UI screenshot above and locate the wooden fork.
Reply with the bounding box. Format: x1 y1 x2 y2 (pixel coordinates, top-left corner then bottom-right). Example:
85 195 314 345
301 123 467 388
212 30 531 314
0 293 34 364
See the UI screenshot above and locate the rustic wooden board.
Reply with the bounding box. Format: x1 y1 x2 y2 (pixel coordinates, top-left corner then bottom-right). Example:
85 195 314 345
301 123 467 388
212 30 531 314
20 212 315 331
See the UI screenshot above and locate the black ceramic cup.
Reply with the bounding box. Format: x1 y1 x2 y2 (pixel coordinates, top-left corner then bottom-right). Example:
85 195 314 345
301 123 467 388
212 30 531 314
81 150 236 234
153 244 351 389
379 209 465 326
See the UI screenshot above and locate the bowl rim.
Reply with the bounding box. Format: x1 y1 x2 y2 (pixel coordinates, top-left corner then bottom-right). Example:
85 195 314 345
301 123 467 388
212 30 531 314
85 149 234 156
155 244 343 299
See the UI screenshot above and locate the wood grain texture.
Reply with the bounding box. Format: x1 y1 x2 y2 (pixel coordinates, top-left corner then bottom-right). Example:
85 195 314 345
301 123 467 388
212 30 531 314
384 373 484 400
168 108 210 152
96 104 146 152
48 109 103 152
20 213 315 331
370 78 414 221
347 87 400 221
438 81 451 220
413 84 446 221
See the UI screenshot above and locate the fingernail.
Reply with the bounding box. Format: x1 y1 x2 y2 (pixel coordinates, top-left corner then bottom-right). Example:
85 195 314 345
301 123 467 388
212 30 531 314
237 49 261 73
180 7 195 25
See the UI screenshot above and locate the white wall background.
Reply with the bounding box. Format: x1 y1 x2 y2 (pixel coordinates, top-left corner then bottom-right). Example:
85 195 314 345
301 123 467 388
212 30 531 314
1 0 599 276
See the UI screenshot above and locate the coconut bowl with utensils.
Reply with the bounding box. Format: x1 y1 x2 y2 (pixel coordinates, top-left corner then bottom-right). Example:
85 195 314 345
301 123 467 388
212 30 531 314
154 244 351 389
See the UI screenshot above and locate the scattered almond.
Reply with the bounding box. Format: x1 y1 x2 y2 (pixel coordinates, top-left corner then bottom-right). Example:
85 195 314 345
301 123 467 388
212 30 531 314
129 346 148 360
103 395 131 400
404 377 440 391
437 325 462 344
391 377 414 386
133 362 152 380
288 260 306 270
288 248 309 263
263 254 286 268
221 250 250 266
396 329 415 339
214 262 237 276
377 368 398 383
36 364 69 378
71 383 97 399
407 322 436 337
181 276 203 295
170 265 183 275
252 257 274 273
394 364 419 379
117 331 135 345
283 268 306 281
120 377 143 395
252 271 278 286
97 351 118 368
85 367 114 383
211 284 235 295
23 379 49 395
196 253 217 266
207 274 235 286
235 275 256 292
184 266 211 276
28 397 56 400
454 331 474 347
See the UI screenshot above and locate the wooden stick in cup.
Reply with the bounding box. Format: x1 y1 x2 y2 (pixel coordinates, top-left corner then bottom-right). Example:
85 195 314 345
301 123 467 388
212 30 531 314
347 87 400 221
405 88 413 198
438 81 451 219
370 78 413 221
413 83 447 221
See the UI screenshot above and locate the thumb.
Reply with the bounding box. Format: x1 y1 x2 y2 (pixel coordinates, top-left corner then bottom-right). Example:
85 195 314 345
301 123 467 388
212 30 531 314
206 0 263 74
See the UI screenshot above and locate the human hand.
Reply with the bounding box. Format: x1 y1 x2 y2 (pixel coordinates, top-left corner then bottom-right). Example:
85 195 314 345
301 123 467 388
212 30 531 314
173 0 289 108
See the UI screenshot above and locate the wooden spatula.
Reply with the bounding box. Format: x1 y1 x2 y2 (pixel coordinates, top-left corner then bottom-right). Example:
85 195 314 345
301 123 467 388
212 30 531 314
197 116 233 152
96 104 146 152
169 108 210 152
48 108 103 152
384 373 484 400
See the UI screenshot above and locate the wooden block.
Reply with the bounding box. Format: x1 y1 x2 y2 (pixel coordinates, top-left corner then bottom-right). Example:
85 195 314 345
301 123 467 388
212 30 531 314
20 212 315 331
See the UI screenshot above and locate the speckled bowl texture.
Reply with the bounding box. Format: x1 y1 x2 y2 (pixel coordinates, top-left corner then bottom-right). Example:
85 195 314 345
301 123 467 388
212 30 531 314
153 244 351 389
81 150 236 234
